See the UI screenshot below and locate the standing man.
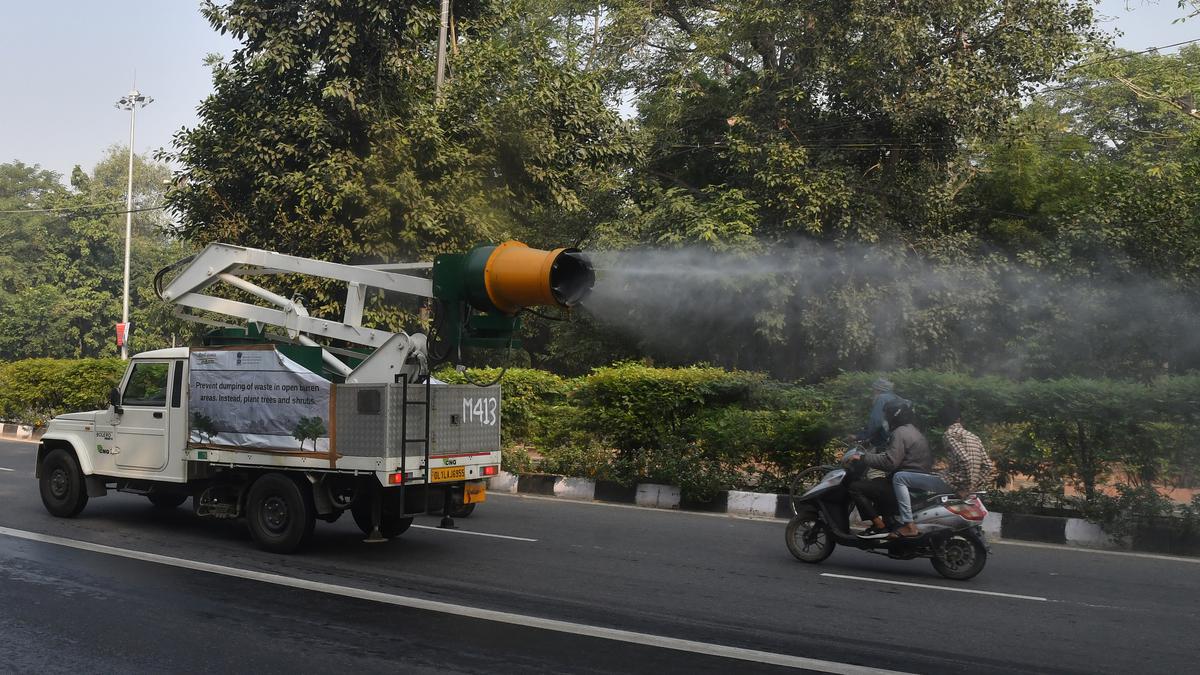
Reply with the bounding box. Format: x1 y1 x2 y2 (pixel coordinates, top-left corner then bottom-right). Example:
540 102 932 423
891 402 996 538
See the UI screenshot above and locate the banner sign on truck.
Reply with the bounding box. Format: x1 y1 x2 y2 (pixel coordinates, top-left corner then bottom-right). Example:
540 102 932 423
188 347 331 453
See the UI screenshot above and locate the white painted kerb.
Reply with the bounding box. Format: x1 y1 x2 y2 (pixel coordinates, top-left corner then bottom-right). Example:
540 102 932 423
727 490 777 518
554 477 596 501
636 483 681 509
1065 518 1114 549
487 471 519 494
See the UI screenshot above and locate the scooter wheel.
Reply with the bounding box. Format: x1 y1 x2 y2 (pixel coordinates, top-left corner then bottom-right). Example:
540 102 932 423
786 510 835 563
931 534 987 580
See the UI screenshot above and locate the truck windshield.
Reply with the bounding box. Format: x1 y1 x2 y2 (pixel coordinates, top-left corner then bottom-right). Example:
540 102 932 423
124 362 169 406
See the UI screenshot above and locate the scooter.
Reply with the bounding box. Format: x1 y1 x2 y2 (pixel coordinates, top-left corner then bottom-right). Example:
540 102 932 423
785 450 990 580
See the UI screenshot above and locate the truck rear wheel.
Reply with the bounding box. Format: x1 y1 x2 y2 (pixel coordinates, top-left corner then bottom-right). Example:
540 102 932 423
39 448 89 518
246 473 315 553
351 491 412 538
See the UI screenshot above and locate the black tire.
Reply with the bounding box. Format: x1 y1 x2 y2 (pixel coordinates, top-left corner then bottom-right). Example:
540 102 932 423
148 492 188 509
351 491 413 538
785 509 835 563
246 474 315 553
931 533 988 580
39 448 88 518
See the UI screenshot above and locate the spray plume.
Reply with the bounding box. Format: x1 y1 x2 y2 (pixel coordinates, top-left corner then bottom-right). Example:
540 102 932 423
578 240 1200 380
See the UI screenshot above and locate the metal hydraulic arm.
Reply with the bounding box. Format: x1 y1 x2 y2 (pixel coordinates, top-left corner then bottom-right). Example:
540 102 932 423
155 240 595 380
158 242 436 379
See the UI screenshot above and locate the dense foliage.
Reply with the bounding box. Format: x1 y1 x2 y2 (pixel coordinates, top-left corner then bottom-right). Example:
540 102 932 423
0 150 192 360
0 358 126 425
163 0 638 329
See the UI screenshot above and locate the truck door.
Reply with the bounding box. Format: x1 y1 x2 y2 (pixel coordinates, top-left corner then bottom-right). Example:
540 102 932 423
113 360 171 471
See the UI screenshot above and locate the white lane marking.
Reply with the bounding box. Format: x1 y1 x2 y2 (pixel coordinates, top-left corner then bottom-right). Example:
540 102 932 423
0 467 14 472
0 527 908 675
821 573 1048 602
410 524 537 542
0 438 41 445
993 539 1200 565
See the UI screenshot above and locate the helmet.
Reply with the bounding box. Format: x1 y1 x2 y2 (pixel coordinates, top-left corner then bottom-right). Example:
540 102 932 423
883 398 915 429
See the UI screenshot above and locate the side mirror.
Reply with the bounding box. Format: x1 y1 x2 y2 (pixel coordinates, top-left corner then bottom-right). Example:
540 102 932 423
108 387 123 415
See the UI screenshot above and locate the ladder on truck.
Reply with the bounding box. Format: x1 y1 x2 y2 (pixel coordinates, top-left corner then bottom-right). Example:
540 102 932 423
397 374 451 526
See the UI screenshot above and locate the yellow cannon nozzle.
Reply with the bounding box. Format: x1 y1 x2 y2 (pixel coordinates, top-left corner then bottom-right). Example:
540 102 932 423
482 241 594 315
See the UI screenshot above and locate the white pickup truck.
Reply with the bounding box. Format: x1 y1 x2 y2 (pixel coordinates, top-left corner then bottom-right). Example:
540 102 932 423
37 345 500 552
32 239 592 552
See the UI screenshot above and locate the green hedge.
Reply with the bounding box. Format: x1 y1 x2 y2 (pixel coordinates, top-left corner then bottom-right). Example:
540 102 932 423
445 363 1200 512
0 358 126 425
11 358 1199 527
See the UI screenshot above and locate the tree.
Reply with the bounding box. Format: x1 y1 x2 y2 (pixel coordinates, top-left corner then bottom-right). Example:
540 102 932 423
192 412 218 444
604 0 1101 246
544 1 1107 379
291 416 328 451
0 149 192 360
163 0 639 335
959 46 1200 377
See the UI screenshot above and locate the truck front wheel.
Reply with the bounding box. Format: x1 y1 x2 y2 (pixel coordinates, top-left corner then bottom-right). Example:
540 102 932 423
39 448 88 518
246 474 315 553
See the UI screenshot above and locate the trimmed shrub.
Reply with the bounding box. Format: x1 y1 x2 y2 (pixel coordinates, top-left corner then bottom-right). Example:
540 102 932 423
0 358 126 425
694 407 835 494
574 362 757 456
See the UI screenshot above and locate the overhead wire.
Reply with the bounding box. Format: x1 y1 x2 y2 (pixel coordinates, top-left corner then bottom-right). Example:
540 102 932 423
0 199 126 214
0 204 166 217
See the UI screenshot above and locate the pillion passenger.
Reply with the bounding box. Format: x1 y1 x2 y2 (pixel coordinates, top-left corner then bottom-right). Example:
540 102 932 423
891 403 996 538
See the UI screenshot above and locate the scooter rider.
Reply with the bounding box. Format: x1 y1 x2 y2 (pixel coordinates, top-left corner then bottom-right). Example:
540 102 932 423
842 378 902 536
846 399 933 538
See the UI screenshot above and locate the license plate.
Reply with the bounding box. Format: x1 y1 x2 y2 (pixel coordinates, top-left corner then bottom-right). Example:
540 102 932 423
463 482 486 504
431 466 466 483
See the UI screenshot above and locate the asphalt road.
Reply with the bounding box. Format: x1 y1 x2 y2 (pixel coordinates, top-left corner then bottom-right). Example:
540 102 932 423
1 439 1196 674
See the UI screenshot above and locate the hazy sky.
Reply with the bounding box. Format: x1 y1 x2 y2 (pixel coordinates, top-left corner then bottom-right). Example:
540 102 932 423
0 1 1195 182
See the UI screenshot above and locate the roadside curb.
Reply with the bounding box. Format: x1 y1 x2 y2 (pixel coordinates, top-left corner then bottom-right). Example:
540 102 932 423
487 471 1199 557
0 424 45 442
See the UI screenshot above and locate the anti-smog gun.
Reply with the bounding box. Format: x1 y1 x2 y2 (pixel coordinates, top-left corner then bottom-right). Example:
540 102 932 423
35 241 593 552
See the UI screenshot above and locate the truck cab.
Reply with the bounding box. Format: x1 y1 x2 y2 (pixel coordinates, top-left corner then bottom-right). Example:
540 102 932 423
40 349 191 492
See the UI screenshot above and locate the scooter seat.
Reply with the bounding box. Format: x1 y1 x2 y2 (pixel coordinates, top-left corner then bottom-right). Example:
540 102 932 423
910 490 948 510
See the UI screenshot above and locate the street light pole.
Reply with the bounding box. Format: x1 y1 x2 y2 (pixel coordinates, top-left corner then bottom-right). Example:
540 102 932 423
435 0 450 99
114 87 152 360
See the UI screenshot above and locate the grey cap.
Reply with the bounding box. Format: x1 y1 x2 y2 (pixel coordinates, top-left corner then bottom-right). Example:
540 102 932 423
871 378 894 393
